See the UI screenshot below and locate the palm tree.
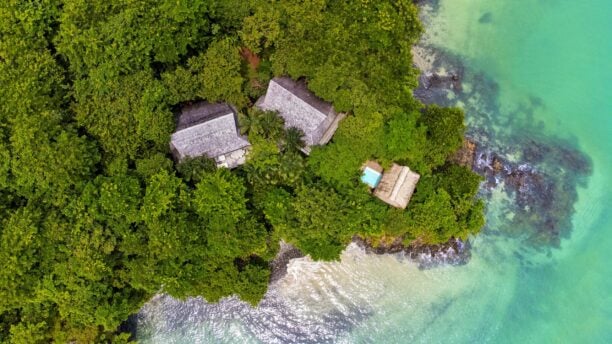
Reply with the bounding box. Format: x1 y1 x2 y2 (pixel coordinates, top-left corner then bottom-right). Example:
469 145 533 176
259 110 285 140
238 109 260 136
283 126 306 153
239 109 285 140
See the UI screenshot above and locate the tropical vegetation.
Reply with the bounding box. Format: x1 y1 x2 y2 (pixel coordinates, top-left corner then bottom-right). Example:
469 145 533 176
0 0 484 342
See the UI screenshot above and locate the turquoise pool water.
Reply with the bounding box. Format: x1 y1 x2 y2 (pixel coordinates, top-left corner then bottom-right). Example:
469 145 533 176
360 167 382 188
135 1 612 343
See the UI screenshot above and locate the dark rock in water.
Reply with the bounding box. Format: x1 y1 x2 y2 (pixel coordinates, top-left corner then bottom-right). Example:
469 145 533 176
479 12 493 24
417 70 463 96
470 136 592 247
119 314 139 342
269 241 305 283
413 0 441 10
466 134 591 247
412 40 593 249
424 72 463 91
412 48 466 106
492 156 504 173
352 236 471 269
270 238 470 282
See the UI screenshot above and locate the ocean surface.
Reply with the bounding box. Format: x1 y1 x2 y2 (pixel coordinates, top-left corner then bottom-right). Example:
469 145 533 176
134 1 612 343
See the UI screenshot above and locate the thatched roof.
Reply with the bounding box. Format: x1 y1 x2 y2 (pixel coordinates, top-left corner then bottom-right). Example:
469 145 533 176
256 77 342 150
170 102 250 165
374 164 421 209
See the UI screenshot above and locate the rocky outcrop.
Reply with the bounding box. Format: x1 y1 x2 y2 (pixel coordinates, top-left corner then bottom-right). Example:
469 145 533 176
411 29 592 248
353 236 470 269
269 241 305 283
269 236 471 279
472 142 591 246
450 138 477 168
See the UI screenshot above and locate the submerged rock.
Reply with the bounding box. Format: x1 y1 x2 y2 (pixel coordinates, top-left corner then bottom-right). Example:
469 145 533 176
471 139 591 247
479 12 493 24
412 38 592 249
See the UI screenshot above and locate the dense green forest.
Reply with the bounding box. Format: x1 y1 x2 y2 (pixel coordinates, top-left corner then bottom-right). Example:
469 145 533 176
0 0 484 342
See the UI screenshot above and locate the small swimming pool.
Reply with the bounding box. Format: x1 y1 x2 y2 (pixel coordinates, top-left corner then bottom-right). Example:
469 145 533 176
361 167 382 188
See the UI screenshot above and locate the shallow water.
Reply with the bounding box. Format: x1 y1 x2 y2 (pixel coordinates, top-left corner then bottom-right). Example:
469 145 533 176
135 1 612 343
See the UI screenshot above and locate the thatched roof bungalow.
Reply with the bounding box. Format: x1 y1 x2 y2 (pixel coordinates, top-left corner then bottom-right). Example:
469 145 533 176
255 77 345 154
170 102 250 168
373 164 421 209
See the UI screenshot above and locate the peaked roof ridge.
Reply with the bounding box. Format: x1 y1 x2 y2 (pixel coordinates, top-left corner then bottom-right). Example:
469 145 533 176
272 77 333 117
170 101 250 167
255 76 341 152
176 102 235 131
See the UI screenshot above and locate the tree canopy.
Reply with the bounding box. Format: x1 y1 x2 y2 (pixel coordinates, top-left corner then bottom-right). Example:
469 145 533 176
0 0 484 342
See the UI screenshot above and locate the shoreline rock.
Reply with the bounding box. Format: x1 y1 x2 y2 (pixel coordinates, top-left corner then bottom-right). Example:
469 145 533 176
450 138 477 168
269 241 305 283
352 236 471 269
411 32 592 248
269 235 471 283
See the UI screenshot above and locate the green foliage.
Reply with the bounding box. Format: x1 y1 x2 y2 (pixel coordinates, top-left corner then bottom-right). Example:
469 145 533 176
8 321 48 344
135 152 175 179
9 115 100 206
245 138 305 189
309 111 385 188
189 38 248 107
433 164 486 238
73 69 174 159
239 108 285 140
408 189 457 243
263 183 386 261
0 207 42 311
0 142 9 189
382 110 428 168
282 127 306 153
162 66 201 105
176 156 217 184
420 105 466 169
56 0 212 76
408 164 485 241
239 4 281 54
286 185 356 261
0 0 484 341
190 170 270 301
193 170 248 232
268 0 422 112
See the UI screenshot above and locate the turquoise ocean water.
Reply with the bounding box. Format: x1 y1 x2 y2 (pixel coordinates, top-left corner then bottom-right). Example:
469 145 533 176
135 1 612 342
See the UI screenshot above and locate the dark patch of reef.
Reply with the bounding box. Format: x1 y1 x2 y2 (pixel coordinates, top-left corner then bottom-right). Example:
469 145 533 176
413 43 592 250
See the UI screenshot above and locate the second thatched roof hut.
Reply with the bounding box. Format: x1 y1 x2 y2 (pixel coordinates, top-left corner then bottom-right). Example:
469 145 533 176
373 164 420 209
